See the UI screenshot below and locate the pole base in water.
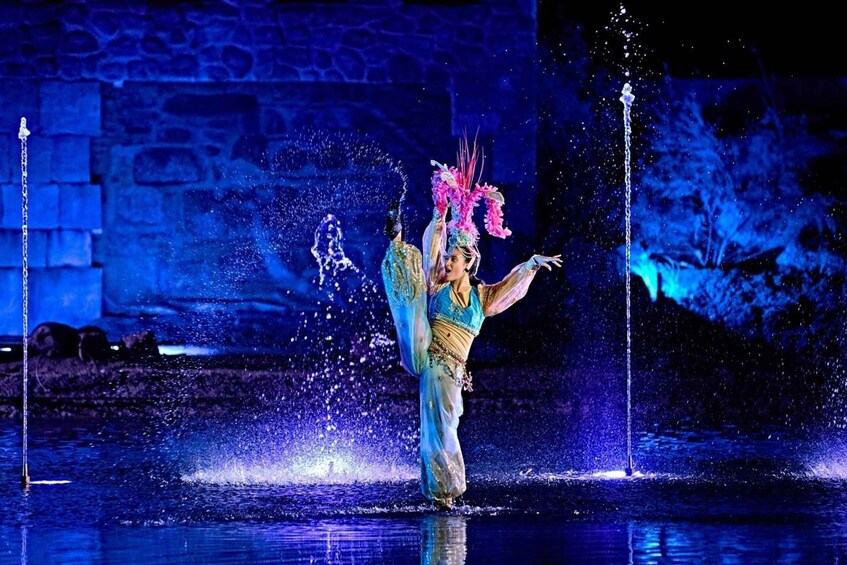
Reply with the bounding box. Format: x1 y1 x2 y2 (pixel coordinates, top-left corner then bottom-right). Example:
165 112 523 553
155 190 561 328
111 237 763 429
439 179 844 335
21 463 30 488
625 456 634 477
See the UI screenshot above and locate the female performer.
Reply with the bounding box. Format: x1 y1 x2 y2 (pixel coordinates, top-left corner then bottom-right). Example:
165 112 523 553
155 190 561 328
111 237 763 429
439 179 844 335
381 137 561 509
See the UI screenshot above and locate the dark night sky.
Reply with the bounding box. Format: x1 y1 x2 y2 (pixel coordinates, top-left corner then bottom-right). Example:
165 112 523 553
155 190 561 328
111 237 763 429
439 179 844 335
543 2 843 78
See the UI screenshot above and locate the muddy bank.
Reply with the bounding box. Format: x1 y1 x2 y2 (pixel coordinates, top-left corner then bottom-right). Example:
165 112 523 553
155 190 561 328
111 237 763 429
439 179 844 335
0 355 571 420
0 343 822 429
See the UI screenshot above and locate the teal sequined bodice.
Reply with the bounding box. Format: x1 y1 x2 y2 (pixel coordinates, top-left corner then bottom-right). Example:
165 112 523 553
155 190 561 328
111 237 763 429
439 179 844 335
429 285 485 336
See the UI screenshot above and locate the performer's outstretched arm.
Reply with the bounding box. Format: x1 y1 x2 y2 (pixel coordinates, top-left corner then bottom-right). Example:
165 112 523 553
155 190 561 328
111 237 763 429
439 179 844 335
422 208 448 294
479 254 562 316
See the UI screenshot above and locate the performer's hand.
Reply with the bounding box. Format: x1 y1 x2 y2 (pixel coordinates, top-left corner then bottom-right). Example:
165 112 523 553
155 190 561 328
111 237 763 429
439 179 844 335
430 160 452 216
433 193 449 218
531 254 562 271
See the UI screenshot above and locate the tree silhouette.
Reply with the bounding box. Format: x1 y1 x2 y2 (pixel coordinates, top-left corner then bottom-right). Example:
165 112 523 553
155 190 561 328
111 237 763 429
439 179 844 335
638 94 834 271
630 91 845 359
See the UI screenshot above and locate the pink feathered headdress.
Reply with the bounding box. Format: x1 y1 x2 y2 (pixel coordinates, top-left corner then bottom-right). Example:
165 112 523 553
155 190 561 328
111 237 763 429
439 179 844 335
430 134 512 252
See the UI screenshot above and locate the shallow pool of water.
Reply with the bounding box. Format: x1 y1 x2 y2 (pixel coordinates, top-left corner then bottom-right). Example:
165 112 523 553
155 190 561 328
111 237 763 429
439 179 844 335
3 413 847 563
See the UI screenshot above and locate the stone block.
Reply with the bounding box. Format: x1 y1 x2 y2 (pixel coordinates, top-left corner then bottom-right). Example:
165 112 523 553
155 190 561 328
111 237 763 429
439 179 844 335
336 48 366 81
365 67 387 82
107 36 138 58
161 54 199 78
253 24 282 43
0 229 47 268
221 46 253 78
114 184 165 227
51 136 90 183
254 50 274 76
133 147 203 185
90 10 119 37
27 184 60 229
141 35 169 56
40 81 101 136
30 230 48 268
59 30 99 55
277 46 312 68
0 268 22 335
36 57 60 77
341 29 375 50
98 61 126 82
387 53 423 83
102 245 158 306
0 134 16 184
57 56 83 81
157 128 192 143
162 93 259 116
47 230 92 267
0 82 40 136
0 184 20 228
0 229 21 267
1 183 58 232
207 65 230 81
26 135 53 185
59 184 101 230
29 267 102 329
272 63 300 80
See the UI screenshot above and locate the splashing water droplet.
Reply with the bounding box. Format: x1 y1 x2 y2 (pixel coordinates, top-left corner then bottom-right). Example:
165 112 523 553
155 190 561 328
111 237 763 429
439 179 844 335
311 214 358 286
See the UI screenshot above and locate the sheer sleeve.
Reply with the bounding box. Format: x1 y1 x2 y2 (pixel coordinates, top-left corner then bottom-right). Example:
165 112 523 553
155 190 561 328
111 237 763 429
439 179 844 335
422 207 448 295
478 257 540 317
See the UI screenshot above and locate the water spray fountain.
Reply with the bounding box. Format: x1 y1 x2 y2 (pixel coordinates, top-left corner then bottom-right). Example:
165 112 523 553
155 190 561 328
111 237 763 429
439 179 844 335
620 83 635 477
19 117 29 488
17 118 70 488
620 82 635 477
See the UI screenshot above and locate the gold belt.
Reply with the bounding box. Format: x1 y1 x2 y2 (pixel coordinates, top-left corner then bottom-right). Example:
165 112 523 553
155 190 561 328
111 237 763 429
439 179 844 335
428 337 473 392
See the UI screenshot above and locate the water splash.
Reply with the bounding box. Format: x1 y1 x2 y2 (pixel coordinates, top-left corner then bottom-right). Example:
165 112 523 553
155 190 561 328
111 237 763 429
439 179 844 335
591 469 642 479
806 463 847 480
19 117 30 487
157 345 219 356
294 213 415 462
182 449 416 486
169 132 416 487
805 444 847 480
180 212 415 488
620 83 635 475
311 214 358 286
524 470 663 482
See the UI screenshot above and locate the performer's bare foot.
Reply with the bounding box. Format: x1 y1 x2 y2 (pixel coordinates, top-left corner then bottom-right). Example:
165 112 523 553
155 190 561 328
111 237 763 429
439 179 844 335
433 498 453 511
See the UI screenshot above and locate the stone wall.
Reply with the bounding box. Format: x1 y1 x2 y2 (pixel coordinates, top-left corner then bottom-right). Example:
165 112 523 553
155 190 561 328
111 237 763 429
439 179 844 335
95 81 450 318
0 0 538 339
0 81 102 335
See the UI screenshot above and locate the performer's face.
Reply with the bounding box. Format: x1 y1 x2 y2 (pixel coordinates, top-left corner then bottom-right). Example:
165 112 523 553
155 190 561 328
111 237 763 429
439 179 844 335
445 248 471 282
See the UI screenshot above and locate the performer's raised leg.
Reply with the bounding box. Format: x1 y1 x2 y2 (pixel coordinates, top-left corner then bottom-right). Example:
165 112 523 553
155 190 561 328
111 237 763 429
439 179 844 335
381 199 432 378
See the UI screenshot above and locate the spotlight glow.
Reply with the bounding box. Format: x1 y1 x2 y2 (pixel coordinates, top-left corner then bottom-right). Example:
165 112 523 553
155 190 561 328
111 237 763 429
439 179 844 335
182 449 416 486
158 345 219 356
